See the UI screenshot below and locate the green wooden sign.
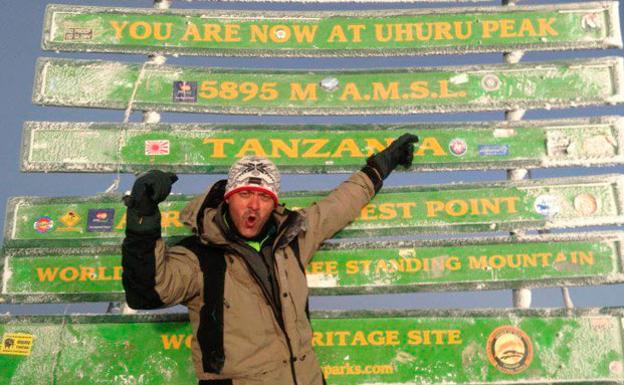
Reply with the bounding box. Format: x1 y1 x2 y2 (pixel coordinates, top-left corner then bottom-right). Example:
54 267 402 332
20 117 624 173
32 57 624 115
1 309 623 384
2 232 623 304
4 175 624 248
41 2 622 57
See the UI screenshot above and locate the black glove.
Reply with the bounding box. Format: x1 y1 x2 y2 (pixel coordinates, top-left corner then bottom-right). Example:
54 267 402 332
124 170 178 216
367 133 419 179
204 179 227 209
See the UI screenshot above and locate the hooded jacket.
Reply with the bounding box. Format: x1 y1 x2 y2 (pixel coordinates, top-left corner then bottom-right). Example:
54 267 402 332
121 171 376 384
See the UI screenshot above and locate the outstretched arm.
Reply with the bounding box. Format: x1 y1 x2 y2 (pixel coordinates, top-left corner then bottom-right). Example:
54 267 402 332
298 133 419 264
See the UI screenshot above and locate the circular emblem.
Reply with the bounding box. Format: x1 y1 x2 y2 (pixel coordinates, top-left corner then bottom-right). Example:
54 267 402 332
486 326 533 374
534 195 559 217
574 193 598 216
449 138 467 157
34 216 54 234
481 74 501 92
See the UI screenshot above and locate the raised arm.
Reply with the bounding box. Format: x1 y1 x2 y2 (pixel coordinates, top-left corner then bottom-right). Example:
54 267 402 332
121 170 201 309
298 133 419 264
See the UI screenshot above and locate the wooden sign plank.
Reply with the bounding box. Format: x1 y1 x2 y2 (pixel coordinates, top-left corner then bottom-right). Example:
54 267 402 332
42 2 622 57
32 57 624 115
1 232 623 303
20 117 624 173
1 309 623 384
4 175 624 248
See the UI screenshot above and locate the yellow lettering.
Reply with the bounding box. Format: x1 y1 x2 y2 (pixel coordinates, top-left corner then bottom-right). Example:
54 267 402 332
161 334 188 350
538 18 558 37
181 23 201 41
345 260 359 274
79 266 96 282
517 18 537 37
347 24 366 42
60 267 79 282
332 139 364 158
378 203 397 220
499 19 516 38
203 24 223 42
290 83 318 101
481 20 499 39
395 202 417 219
115 212 126 230
235 139 268 157
360 204 377 220
270 139 300 158
446 199 468 217
415 137 446 156
409 81 430 99
293 24 318 43
250 24 268 43
500 196 520 214
129 21 152 40
98 266 113 281
302 139 331 158
327 25 348 43
224 24 241 42
433 22 453 40
339 83 363 101
153 22 173 41
426 200 445 218
374 24 392 42
110 21 129 39
36 267 59 282
455 21 472 40
468 255 487 270
203 138 235 158
579 251 594 265
161 211 183 229
372 82 399 101
364 138 394 156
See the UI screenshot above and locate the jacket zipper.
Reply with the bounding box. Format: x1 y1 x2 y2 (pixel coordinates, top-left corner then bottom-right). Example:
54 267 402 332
230 243 300 385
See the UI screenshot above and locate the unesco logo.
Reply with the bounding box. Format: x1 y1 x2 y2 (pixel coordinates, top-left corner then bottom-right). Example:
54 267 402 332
486 326 533 374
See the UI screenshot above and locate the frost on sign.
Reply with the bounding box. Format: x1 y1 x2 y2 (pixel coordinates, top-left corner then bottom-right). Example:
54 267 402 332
42 2 622 56
1 311 623 384
4 174 624 248
1 232 623 303
20 117 624 173
32 57 624 115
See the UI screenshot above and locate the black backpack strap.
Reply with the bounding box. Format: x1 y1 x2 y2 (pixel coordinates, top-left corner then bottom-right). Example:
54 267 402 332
287 238 311 322
177 236 227 374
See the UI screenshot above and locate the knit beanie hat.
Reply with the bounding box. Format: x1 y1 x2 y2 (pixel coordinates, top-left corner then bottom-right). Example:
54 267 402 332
224 156 280 205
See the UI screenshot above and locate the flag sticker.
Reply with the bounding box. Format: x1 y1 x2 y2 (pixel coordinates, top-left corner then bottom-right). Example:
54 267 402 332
0 333 34 356
145 140 170 156
172 81 197 103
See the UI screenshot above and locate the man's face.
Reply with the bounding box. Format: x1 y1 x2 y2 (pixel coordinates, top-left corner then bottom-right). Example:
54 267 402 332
226 189 275 238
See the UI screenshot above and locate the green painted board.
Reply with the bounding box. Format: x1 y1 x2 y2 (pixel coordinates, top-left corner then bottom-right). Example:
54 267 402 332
4 175 624 248
31 57 624 115
1 232 623 304
41 2 622 57
1 309 624 384
20 117 624 173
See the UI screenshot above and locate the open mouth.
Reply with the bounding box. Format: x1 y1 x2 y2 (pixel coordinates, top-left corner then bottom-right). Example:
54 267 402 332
245 214 258 228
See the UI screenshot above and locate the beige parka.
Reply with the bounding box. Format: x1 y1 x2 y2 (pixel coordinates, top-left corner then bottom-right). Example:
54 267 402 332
145 171 375 384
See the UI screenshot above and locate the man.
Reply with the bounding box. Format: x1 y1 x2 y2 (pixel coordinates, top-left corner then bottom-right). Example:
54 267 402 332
121 133 418 385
